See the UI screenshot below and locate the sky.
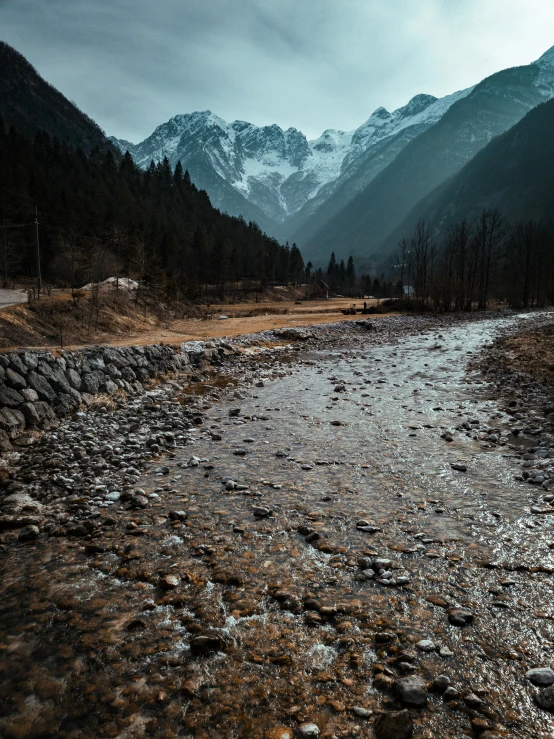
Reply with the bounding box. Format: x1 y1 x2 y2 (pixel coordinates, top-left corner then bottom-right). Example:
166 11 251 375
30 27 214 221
2 0 554 143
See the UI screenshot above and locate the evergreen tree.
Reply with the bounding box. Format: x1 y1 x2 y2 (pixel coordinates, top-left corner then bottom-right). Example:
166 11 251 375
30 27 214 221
346 256 356 287
173 160 184 185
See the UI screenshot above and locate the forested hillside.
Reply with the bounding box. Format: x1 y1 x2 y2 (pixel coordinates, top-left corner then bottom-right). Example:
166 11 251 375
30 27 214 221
0 41 115 155
0 122 300 296
301 53 554 264
386 98 554 248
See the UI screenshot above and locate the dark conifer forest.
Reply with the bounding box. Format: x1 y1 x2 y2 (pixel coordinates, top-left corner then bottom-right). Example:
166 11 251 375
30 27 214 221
0 121 301 298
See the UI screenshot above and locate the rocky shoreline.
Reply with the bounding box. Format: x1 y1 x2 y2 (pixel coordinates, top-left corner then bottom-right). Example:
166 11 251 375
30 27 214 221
1 309 554 739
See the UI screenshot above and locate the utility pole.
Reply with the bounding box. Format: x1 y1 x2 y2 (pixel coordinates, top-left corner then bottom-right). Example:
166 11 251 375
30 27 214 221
35 205 42 298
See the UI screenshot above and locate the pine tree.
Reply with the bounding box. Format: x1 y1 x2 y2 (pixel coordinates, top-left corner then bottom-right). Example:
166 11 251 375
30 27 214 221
173 160 184 185
346 256 356 287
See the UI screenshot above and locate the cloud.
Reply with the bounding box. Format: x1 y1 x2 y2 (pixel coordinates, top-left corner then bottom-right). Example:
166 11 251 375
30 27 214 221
2 0 553 141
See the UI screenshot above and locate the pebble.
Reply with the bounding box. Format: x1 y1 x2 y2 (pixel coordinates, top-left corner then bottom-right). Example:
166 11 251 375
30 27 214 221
298 723 319 737
432 675 451 692
447 608 474 626
416 639 435 652
352 706 372 718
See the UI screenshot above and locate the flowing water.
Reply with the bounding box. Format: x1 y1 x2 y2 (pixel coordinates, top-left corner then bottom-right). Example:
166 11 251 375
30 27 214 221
1 314 554 738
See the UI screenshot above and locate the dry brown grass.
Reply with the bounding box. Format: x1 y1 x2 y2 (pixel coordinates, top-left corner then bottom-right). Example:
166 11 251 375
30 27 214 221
0 291 393 351
501 325 554 390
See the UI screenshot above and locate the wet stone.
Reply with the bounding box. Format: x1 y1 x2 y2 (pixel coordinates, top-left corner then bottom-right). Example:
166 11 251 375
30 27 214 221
416 639 436 652
298 723 319 738
448 607 474 626
17 524 40 542
526 668 554 686
394 674 428 706
189 634 226 656
433 675 451 692
536 685 554 712
159 574 180 590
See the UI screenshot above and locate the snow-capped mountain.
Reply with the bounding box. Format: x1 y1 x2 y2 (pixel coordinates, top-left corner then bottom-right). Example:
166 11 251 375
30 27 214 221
300 44 554 264
111 44 554 254
110 86 472 229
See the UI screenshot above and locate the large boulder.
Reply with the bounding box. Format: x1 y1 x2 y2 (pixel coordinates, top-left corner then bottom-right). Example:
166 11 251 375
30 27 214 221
27 372 56 402
121 367 137 382
53 393 80 418
0 429 12 451
0 384 24 408
82 352 106 373
5 368 26 390
47 366 72 393
66 368 82 390
81 371 106 395
8 354 27 375
21 351 39 371
20 402 41 426
0 408 26 438
21 388 39 402
34 401 58 426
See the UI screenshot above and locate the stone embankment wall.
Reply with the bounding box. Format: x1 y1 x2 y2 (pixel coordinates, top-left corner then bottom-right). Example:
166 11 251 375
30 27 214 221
0 341 234 451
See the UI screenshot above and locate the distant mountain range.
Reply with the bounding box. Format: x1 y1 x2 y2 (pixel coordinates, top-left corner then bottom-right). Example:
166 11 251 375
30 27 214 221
110 88 471 238
111 45 554 265
386 95 554 247
2 38 554 269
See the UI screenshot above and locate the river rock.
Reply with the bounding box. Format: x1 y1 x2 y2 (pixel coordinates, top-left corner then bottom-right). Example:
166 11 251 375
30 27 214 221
18 524 40 542
298 724 319 738
536 685 554 711
448 608 474 626
394 675 428 706
416 639 435 652
189 634 226 655
526 668 554 686
0 385 24 408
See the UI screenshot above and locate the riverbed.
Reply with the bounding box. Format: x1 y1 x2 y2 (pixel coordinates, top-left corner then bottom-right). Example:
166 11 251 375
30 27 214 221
1 311 554 739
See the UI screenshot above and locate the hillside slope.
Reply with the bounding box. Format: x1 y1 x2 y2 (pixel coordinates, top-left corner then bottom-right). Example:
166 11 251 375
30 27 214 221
0 41 114 154
386 97 554 247
301 47 554 264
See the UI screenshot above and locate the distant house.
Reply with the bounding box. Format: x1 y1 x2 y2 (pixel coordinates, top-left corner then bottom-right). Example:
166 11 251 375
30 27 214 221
403 285 415 297
309 280 329 300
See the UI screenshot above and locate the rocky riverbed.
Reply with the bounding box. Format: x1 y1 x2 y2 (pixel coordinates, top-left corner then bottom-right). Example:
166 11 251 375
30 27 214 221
1 310 554 739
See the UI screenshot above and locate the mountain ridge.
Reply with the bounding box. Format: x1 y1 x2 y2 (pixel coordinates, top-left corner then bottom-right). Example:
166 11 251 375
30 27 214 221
300 47 554 264
0 40 116 155
109 85 473 232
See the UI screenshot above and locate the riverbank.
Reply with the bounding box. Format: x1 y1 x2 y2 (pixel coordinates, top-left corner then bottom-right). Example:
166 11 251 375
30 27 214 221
1 309 554 739
0 288 388 350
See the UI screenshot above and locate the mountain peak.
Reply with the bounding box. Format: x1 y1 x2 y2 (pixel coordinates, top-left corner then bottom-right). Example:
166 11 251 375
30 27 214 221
370 106 391 120
398 93 438 118
536 45 554 67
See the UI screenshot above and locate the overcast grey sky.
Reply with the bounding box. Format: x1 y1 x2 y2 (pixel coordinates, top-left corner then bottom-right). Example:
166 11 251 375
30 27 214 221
2 0 554 142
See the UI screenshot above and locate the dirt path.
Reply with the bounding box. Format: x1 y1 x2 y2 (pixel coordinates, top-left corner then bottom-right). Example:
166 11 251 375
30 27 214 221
74 308 396 349
0 294 395 351
0 288 27 310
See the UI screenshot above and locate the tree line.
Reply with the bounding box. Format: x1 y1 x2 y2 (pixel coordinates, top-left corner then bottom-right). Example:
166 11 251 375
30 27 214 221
394 210 554 311
0 120 303 300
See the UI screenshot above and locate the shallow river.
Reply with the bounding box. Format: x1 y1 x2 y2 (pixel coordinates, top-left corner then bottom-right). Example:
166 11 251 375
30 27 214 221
1 314 553 739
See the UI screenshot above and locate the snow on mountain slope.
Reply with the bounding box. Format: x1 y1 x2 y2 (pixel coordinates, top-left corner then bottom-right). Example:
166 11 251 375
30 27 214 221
110 87 472 226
